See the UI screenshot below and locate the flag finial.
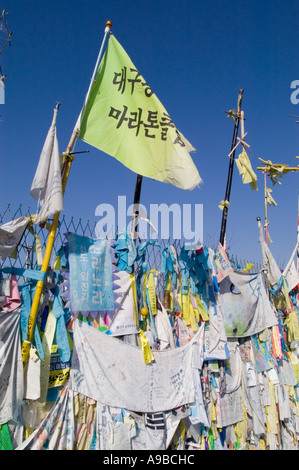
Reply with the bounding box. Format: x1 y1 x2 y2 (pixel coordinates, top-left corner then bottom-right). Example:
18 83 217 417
106 20 112 29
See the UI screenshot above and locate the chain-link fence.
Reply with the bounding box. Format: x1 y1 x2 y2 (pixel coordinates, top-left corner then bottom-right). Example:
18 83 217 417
0 204 260 282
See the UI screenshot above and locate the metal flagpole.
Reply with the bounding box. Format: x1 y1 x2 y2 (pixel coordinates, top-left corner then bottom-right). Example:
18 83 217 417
131 174 143 241
21 21 113 366
297 191 299 271
219 89 244 247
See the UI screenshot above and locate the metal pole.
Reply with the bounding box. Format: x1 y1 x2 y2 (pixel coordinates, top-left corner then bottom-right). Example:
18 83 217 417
219 89 244 247
131 174 143 241
21 21 112 367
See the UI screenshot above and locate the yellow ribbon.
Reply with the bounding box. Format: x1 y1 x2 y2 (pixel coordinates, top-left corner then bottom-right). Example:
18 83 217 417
235 150 258 190
138 329 154 364
129 273 139 326
265 188 277 207
189 298 198 332
39 308 57 403
166 272 172 292
195 294 209 321
242 262 254 273
218 200 230 211
27 220 43 266
34 233 43 266
285 310 299 343
226 109 236 124
182 293 190 325
142 272 148 308
258 158 299 185
53 255 61 270
147 271 157 316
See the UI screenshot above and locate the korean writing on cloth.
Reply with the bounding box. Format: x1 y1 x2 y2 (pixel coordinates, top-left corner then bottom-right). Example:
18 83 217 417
219 271 278 338
68 233 114 315
0 216 30 260
215 243 233 283
109 271 139 336
0 310 24 425
70 319 205 413
16 387 75 450
79 34 201 191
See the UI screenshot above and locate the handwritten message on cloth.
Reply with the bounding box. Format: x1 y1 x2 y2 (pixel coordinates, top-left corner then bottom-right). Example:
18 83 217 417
0 310 23 425
219 271 278 338
109 271 139 336
69 319 205 412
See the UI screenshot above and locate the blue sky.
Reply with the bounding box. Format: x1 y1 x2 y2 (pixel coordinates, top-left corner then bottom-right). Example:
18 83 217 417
1 0 299 268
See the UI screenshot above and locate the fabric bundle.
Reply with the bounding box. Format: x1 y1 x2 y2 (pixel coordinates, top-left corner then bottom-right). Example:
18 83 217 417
1 228 299 451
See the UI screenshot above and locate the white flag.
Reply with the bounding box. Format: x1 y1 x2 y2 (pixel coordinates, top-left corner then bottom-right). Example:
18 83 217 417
30 107 63 224
258 219 281 288
283 244 299 292
0 216 30 260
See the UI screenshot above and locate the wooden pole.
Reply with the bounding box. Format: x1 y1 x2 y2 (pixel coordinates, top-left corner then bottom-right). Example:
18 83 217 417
21 21 112 366
219 89 244 247
264 171 269 245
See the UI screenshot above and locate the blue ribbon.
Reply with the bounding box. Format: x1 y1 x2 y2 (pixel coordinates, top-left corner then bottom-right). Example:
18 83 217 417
1 266 48 282
51 285 71 363
269 275 285 298
112 229 137 273
19 282 44 360
161 245 177 287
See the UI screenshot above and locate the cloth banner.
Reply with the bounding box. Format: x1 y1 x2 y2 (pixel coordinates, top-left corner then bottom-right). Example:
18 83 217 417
68 233 114 315
258 220 281 288
283 244 299 292
215 243 233 283
70 319 205 412
79 34 201 191
2 274 21 312
204 248 229 360
30 107 63 224
219 271 278 338
0 216 30 260
109 271 139 336
16 387 75 450
0 310 23 425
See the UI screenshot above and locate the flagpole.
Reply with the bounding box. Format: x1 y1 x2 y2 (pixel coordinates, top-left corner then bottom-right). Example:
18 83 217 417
21 20 113 367
264 171 269 245
131 174 143 241
219 89 244 247
297 191 299 271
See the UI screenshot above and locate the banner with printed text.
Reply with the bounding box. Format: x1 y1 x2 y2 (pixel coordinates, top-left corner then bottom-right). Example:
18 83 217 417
68 233 114 314
79 34 201 190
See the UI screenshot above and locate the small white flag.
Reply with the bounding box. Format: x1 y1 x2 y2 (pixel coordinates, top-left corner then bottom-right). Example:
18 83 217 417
30 107 63 224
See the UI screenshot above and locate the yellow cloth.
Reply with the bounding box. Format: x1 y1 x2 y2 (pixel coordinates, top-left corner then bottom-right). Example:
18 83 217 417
242 262 255 273
138 329 154 364
39 309 57 403
235 150 258 190
147 271 157 316
259 158 299 185
53 255 61 270
34 233 43 266
285 310 299 343
129 273 139 325
218 200 230 211
195 294 209 321
265 187 277 207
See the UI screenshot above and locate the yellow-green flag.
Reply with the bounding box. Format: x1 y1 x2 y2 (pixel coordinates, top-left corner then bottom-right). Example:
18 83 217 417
79 34 202 190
